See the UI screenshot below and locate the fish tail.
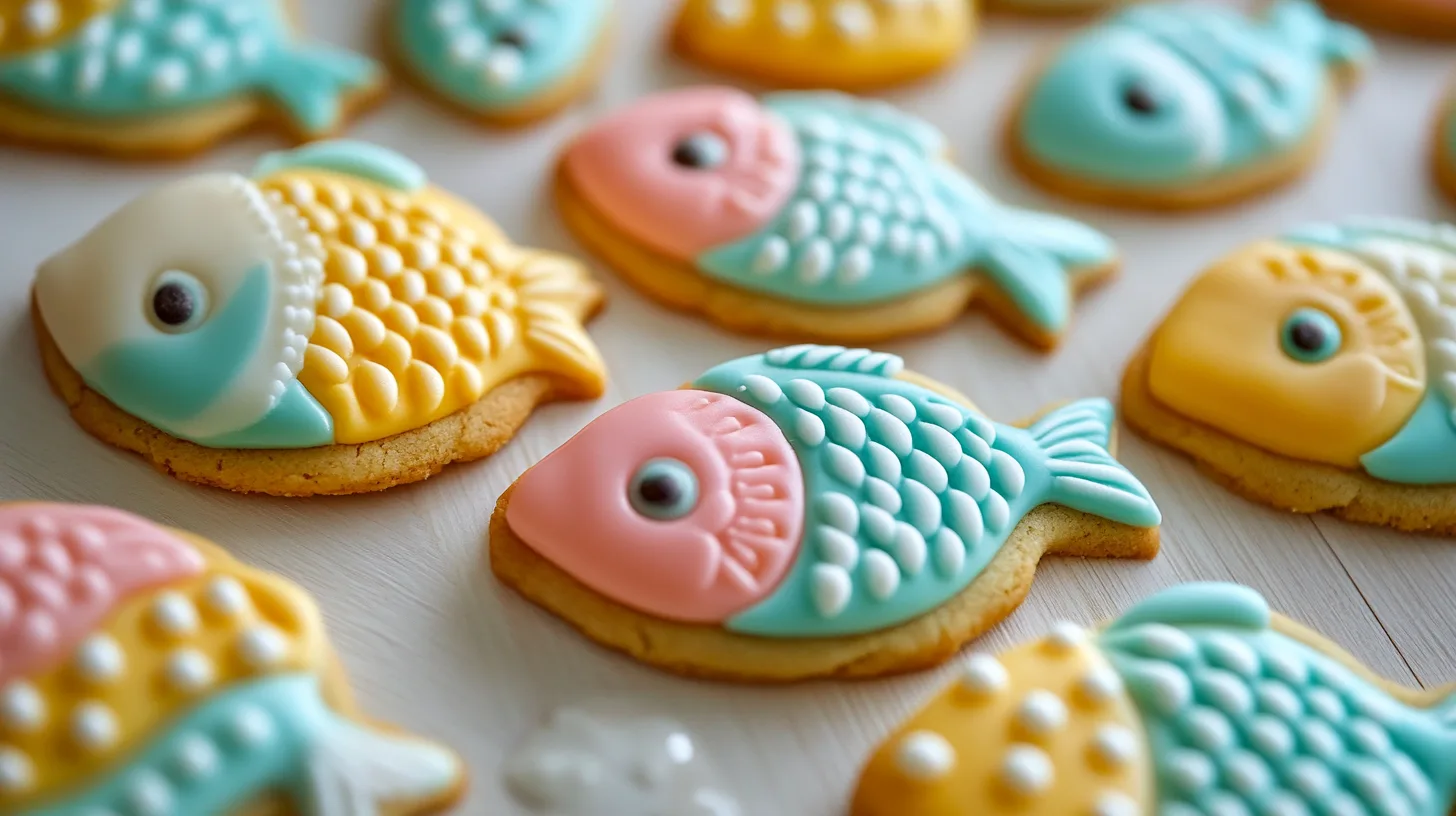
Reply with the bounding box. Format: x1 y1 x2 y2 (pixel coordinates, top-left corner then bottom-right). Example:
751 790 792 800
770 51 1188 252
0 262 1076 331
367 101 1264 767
260 47 382 136
1267 0 1372 70
1030 399 1161 527
303 709 463 816
510 248 609 398
977 205 1117 334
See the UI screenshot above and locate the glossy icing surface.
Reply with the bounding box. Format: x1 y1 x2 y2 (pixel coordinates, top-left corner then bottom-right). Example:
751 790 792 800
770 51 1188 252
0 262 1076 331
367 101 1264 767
508 345 1160 638
1017 0 1371 187
0 0 380 134
394 0 611 111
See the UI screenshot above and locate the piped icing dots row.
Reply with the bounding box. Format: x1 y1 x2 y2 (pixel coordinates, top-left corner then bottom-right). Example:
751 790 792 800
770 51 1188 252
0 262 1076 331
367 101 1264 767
705 0 953 41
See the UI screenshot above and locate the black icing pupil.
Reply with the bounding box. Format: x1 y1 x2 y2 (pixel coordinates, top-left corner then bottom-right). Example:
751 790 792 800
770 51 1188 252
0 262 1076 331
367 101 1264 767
671 136 720 169
1123 83 1159 115
152 283 194 326
636 474 681 506
495 28 530 49
1288 319 1325 352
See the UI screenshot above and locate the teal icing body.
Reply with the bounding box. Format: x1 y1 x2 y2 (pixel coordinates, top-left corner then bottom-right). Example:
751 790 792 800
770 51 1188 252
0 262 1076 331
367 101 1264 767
394 0 611 112
692 346 1160 638
0 0 380 132
253 139 426 192
1100 583 1456 816
199 380 334 449
696 94 1116 332
1017 0 1371 187
1361 390 1456 486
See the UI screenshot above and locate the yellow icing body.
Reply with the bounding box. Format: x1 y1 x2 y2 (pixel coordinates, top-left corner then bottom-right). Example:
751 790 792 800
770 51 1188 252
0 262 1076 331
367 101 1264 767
259 169 607 445
0 0 120 57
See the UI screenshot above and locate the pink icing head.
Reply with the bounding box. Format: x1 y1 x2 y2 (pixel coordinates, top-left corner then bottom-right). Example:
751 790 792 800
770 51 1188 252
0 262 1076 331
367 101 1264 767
561 86 801 262
0 504 204 685
505 390 804 624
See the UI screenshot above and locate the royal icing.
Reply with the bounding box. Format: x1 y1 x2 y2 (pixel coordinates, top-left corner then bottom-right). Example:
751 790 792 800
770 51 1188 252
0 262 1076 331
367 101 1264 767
506 345 1161 638
1146 218 1456 485
393 0 611 113
35 139 607 449
563 88 1117 336
1015 0 1370 188
0 503 462 815
0 0 380 136
852 582 1456 816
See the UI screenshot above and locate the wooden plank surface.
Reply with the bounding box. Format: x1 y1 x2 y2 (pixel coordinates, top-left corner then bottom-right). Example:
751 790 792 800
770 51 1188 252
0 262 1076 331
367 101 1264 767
0 2 1452 813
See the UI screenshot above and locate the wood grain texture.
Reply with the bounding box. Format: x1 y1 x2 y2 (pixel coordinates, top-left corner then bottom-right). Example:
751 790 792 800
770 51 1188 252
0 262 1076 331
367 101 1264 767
0 2 1451 813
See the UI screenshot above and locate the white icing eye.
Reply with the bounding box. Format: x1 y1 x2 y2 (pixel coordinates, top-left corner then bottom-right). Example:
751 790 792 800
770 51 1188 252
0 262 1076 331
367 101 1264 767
148 270 210 333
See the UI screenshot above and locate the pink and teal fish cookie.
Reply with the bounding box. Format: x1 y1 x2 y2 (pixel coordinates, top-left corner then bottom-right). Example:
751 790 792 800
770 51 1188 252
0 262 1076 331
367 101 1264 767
491 345 1162 681
0 0 385 157
557 87 1123 349
1008 0 1371 210
853 582 1456 816
0 502 465 815
391 0 612 125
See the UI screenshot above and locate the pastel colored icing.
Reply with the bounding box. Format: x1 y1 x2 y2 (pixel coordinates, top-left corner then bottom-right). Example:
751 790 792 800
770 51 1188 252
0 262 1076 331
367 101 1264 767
0 0 380 135
34 139 607 449
1147 217 1456 485
1016 0 1370 187
0 502 463 815
852 583 1456 816
563 87 1117 334
393 0 611 112
507 345 1161 638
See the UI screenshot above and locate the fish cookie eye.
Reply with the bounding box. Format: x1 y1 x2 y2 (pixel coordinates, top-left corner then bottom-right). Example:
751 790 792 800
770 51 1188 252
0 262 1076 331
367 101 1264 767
628 459 700 521
1281 307 1342 363
670 132 728 170
1121 80 1160 116
148 270 209 333
494 26 532 49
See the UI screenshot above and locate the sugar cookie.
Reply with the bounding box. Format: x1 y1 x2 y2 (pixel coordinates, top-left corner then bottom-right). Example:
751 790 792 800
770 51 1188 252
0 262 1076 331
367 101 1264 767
853 582 1455 816
0 501 464 815
671 0 975 90
34 140 607 497
1123 217 1456 533
390 0 613 125
1320 0 1456 39
558 87 1121 349
0 0 385 157
492 345 1161 681
1007 0 1371 210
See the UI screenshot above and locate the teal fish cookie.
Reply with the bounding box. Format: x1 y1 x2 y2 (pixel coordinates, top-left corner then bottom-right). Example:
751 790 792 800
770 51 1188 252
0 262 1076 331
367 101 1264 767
853 582 1456 816
0 0 385 156
558 87 1123 349
492 344 1162 681
391 0 612 124
1008 0 1371 209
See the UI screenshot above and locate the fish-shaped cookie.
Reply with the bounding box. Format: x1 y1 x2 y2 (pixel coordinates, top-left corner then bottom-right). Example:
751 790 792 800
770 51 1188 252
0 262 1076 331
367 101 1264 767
558 87 1121 349
390 0 613 124
0 0 384 157
671 0 975 89
492 345 1162 681
1008 0 1372 209
1437 80 1456 202
1124 217 1456 533
853 582 1456 816
34 139 607 496
0 502 465 815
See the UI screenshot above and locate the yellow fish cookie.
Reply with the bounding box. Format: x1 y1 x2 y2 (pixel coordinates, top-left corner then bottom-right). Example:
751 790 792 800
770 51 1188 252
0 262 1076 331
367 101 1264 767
672 0 975 90
0 502 464 815
33 140 608 496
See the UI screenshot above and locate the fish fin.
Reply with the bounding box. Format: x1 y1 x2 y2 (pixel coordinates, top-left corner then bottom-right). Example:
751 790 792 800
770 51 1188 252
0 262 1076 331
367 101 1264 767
513 251 608 398
253 140 425 192
1267 0 1372 70
762 91 944 157
760 345 905 377
258 47 382 137
978 207 1116 333
1030 399 1161 528
1104 583 1271 634
305 712 462 816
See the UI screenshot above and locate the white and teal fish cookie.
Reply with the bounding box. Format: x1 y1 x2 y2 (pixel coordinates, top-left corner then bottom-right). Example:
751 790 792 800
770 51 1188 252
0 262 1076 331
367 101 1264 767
1010 0 1372 209
0 0 384 156
854 582 1456 816
494 345 1161 681
392 0 611 123
559 87 1122 349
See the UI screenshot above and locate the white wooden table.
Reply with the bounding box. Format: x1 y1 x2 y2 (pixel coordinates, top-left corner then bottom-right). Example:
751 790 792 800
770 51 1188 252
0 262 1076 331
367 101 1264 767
1 2 1452 813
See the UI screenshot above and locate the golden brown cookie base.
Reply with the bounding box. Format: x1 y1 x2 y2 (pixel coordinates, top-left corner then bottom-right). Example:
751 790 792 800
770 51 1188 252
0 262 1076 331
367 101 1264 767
555 166 1116 350
1320 0 1456 39
490 485 1158 683
1122 343 1456 534
35 300 590 497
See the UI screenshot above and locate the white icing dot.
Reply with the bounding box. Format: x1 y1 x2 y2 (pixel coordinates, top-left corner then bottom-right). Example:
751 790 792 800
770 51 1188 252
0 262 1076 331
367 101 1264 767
75 634 125 684
150 592 200 637
21 0 59 36
128 0 160 20
166 649 215 694
887 222 914 255
1307 687 1344 721
741 374 782 404
817 527 859 569
1203 634 1260 676
785 378 826 410
483 47 524 88
1141 662 1193 714
709 0 748 23
1044 621 1085 651
448 29 487 66
432 0 468 27
1000 744 1052 796
230 706 275 747
236 625 290 669
811 564 852 617
1299 720 1343 760
806 171 837 203
0 683 44 732
0 747 33 793
75 52 106 95
1094 792 1139 816
149 59 189 98
1223 751 1271 797
168 12 206 47
837 245 872 285
128 770 172 816
786 201 819 243
826 387 870 417
1016 690 1067 736
114 30 145 68
830 1 875 40
71 701 119 751
861 549 899 601
932 528 965 578
1184 707 1235 752
174 734 220 779
204 577 249 616
1092 725 1138 767
1290 759 1334 798
774 0 811 33
895 731 955 780
752 236 789 274
798 238 834 284
891 524 926 576
1168 750 1215 795
857 215 884 247
1078 665 1124 704
960 654 1007 694
1134 623 1197 661
237 33 265 64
